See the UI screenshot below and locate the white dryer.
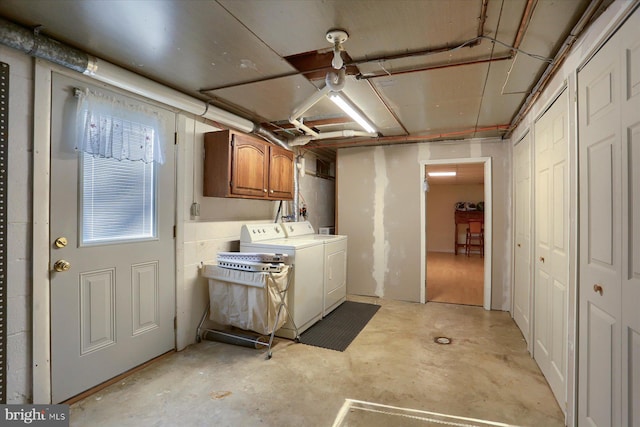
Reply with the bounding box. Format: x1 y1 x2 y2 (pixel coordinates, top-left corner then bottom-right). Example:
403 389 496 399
240 223 324 339
281 221 348 316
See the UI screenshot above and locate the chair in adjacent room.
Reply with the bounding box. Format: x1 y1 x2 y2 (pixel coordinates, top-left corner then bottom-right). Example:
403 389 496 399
465 220 484 257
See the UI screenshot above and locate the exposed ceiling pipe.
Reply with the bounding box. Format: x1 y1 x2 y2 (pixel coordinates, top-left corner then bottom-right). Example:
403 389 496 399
506 0 608 137
357 54 513 80
304 125 511 149
264 116 353 132
0 16 290 150
289 130 374 147
477 0 490 37
512 0 538 50
0 17 96 74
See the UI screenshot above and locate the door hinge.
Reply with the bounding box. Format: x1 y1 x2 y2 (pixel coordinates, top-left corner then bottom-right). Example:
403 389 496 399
174 316 177 330
174 132 178 145
173 225 176 238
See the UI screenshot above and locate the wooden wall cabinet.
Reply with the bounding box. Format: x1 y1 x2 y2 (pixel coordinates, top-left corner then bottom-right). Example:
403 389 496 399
203 130 294 200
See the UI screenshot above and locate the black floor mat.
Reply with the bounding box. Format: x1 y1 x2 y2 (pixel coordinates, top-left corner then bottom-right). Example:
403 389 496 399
299 301 380 351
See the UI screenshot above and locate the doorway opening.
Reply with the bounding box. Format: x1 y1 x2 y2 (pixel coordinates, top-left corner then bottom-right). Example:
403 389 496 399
420 158 492 309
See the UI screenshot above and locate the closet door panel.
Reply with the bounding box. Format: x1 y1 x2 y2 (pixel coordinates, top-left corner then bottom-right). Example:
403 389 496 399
578 32 622 427
621 14 640 425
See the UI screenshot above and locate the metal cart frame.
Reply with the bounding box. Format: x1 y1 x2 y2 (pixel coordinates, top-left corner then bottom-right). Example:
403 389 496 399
196 266 299 359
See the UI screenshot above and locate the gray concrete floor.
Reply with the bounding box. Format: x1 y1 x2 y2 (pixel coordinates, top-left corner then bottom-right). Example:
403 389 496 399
70 297 564 427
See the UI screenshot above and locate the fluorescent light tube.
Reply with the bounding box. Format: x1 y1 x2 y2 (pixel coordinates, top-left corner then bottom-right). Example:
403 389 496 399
329 93 376 134
428 171 457 177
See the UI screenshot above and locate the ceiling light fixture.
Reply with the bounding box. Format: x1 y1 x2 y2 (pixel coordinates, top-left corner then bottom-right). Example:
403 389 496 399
326 29 349 70
329 93 376 134
428 171 457 177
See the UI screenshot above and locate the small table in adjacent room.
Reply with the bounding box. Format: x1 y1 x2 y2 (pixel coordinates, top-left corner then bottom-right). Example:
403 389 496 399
454 210 484 255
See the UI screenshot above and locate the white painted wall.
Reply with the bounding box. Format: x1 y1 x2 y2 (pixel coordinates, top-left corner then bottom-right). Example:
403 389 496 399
338 139 511 308
426 184 484 253
3 45 33 404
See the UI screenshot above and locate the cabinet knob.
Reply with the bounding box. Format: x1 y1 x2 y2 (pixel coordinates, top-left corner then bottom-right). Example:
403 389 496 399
263 189 267 193
270 190 274 193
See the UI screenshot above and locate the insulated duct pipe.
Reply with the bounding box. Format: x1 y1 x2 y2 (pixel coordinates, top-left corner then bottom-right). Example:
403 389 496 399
0 17 95 74
289 129 373 146
292 154 300 222
0 17 290 150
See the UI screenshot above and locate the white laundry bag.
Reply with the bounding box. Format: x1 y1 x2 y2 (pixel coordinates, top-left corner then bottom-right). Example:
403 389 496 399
202 265 289 335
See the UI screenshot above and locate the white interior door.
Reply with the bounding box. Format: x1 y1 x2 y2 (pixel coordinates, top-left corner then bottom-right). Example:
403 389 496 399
533 90 569 410
578 8 640 425
49 73 176 403
513 132 531 345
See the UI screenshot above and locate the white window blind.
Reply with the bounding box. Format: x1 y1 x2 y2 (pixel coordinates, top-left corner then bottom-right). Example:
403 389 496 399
81 153 156 245
75 88 162 245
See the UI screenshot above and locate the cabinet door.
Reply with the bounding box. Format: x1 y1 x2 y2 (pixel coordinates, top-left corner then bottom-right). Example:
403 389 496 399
231 134 269 198
268 145 294 200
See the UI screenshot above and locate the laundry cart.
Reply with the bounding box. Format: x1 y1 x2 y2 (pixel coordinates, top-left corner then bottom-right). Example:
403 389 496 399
196 258 298 359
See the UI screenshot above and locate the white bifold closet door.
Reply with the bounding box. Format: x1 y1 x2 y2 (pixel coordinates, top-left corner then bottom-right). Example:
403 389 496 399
513 132 532 346
577 8 640 426
533 89 569 412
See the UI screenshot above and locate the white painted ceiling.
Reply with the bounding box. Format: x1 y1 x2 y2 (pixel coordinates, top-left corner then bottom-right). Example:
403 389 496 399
0 0 608 158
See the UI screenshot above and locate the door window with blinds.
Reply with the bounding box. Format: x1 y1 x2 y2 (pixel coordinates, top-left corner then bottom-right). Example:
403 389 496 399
75 88 165 245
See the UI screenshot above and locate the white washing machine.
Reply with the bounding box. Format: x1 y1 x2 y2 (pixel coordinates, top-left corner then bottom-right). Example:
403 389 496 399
240 223 324 339
281 221 348 316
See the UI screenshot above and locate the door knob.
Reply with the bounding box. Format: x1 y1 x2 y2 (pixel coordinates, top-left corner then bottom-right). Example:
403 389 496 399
54 237 68 248
53 259 71 272
517 243 521 247
539 256 545 263
593 284 603 296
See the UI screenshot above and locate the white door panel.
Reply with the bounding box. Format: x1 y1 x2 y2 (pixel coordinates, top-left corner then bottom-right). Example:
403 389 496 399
513 133 532 344
534 89 568 410
50 73 176 403
578 28 622 427
620 14 640 427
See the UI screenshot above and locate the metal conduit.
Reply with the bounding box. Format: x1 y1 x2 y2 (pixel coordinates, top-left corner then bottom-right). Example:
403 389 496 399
0 18 94 74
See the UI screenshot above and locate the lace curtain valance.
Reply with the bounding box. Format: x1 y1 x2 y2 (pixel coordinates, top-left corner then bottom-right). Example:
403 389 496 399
75 88 165 164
